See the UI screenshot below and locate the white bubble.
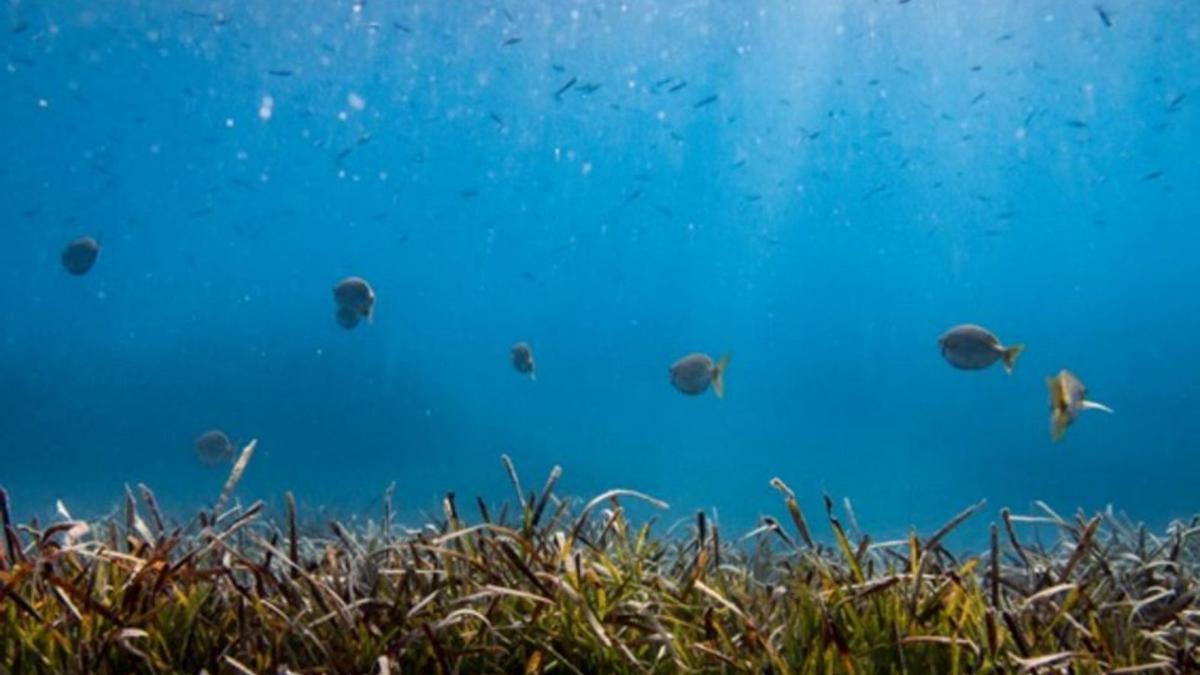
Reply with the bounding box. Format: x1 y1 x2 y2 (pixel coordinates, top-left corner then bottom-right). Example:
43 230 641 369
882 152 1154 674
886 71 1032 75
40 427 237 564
37 98 48 108
258 95 274 121
225 118 235 128
581 161 593 176
347 92 365 110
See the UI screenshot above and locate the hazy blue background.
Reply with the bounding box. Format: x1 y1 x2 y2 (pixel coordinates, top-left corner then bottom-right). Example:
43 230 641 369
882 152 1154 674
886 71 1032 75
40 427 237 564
1 1 1196 538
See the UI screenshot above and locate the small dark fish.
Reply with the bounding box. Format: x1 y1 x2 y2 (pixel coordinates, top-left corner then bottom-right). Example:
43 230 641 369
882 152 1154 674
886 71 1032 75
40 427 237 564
970 65 983 72
510 342 536 380
862 184 889 200
195 429 235 466
938 324 1024 374
1023 109 1041 126
332 276 376 328
336 147 354 162
554 76 578 98
669 353 731 398
1141 170 1163 181
393 22 412 33
11 20 29 34
625 188 643 203
1168 93 1186 110
1094 5 1112 28
693 94 719 109
668 81 688 93
1047 369 1113 441
502 37 522 46
520 271 537 282
970 92 986 105
268 69 294 77
489 112 505 127
1065 119 1088 129
653 77 674 89
745 193 763 202
579 82 602 94
996 32 1015 42
460 189 479 199
61 236 100 276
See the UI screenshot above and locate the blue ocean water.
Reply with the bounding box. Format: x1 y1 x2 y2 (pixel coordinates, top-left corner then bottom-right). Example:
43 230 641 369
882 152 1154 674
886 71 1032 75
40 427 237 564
1 1 1196 539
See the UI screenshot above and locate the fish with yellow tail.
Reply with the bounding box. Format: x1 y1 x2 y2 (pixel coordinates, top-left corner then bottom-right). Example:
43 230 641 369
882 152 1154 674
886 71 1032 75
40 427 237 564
1046 369 1114 441
669 352 731 399
938 324 1024 374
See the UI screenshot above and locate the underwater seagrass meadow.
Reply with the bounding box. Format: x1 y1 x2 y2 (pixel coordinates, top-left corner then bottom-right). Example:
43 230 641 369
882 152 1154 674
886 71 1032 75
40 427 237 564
2 0 1200 672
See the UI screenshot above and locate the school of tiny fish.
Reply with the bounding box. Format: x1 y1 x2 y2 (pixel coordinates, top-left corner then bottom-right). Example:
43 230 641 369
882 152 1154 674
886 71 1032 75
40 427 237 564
39 1 1155 467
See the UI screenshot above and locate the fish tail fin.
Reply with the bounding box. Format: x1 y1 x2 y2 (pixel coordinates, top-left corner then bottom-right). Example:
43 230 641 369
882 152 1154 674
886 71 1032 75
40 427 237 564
711 353 731 399
1081 400 1114 414
1001 343 1025 374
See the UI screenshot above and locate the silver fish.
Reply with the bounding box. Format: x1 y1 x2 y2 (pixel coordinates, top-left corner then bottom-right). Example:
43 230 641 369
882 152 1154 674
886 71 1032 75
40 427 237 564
938 324 1024 374
510 341 536 380
1047 369 1113 441
669 352 730 398
61 236 100 276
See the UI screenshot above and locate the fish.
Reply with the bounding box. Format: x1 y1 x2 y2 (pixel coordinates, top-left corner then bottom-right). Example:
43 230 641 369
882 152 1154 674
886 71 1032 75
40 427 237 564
938 324 1024 374
195 429 235 466
669 352 731 398
668 81 688 93
554 76 578 99
502 37 522 46
510 342 536 380
267 69 294 77
332 276 376 328
61 236 100 276
1094 5 1112 28
1047 369 1114 441
693 94 719 109
1168 93 1186 110
970 92 986 105
1141 170 1163 182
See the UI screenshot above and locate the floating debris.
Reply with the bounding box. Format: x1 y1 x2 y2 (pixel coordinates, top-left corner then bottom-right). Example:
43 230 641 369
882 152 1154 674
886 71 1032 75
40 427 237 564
61 236 100 276
938 324 1024 374
669 352 731 398
510 341 536 381
1047 369 1114 441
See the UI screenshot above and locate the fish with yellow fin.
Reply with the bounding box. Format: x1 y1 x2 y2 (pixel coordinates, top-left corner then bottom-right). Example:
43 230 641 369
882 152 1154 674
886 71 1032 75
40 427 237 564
1046 369 1113 441
669 352 731 398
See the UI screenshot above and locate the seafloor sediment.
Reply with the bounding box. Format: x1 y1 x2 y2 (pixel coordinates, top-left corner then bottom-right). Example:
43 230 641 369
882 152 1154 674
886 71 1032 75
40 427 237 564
0 450 1196 673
